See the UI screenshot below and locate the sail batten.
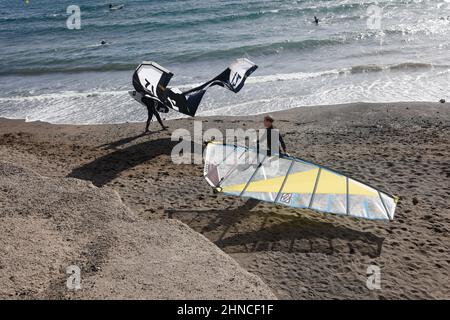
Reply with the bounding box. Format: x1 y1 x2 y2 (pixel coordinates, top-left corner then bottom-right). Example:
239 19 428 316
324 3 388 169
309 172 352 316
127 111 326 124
274 160 295 203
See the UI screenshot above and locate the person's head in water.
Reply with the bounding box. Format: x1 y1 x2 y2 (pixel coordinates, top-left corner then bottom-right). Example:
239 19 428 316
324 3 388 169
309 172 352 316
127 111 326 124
264 115 275 129
314 16 319 24
109 4 112 8
101 40 106 45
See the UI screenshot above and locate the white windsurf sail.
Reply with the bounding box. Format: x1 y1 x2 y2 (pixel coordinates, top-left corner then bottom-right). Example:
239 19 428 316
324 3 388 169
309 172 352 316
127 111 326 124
204 142 397 221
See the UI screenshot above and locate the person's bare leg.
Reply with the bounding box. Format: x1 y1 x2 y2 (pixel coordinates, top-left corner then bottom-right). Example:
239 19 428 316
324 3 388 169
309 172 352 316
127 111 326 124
154 110 168 130
145 108 153 133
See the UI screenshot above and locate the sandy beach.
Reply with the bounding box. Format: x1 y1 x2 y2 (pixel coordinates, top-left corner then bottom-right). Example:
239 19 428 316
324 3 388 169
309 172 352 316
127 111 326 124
1 101 449 299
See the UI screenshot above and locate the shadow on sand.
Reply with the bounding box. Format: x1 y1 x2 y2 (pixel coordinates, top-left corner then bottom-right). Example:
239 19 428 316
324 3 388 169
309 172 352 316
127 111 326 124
167 199 384 258
71 133 384 258
97 132 149 150
68 137 176 187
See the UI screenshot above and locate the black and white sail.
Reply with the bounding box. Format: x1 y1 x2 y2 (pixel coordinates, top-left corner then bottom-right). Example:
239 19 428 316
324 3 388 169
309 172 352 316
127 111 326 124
131 58 258 116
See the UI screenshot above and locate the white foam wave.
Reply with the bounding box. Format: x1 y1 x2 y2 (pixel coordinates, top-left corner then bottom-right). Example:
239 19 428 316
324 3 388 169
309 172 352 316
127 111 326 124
1 63 449 124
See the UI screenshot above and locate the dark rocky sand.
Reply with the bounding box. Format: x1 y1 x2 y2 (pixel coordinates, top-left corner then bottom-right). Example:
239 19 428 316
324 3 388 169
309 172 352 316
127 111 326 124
1 102 449 299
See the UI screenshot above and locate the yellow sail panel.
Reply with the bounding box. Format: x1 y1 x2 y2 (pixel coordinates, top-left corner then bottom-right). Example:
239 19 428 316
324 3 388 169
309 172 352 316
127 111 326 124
280 169 319 194
223 176 284 193
314 169 346 194
223 169 381 196
221 157 292 195
348 179 378 197
222 169 319 193
204 143 396 220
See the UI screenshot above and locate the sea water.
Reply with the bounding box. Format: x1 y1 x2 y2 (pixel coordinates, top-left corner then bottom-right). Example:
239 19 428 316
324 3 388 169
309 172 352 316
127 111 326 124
0 0 449 124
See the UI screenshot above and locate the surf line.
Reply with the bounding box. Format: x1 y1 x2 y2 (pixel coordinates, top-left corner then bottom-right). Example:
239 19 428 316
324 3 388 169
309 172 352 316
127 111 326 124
177 304 211 318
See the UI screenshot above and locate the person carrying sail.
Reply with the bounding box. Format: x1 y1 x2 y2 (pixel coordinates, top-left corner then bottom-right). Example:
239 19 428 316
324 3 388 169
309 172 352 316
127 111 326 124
260 115 287 156
141 96 168 132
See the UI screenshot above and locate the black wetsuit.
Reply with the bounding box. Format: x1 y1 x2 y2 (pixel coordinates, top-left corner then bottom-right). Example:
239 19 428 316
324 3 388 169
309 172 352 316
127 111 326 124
267 126 286 154
142 96 165 131
258 126 287 156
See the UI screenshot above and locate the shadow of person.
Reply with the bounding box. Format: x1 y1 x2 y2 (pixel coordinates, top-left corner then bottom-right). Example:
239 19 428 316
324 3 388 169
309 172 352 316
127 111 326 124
97 132 149 150
69 136 205 187
166 199 384 258
68 137 176 187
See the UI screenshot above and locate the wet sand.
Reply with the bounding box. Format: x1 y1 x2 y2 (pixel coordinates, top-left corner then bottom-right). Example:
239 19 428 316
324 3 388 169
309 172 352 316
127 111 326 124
1 101 449 299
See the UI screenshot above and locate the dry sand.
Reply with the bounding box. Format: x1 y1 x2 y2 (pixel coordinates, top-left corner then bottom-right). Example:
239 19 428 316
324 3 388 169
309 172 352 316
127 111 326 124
0 101 449 299
0 162 275 299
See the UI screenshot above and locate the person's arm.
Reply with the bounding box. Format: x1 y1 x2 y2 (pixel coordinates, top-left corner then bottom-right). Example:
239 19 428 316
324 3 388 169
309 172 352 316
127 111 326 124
279 132 287 153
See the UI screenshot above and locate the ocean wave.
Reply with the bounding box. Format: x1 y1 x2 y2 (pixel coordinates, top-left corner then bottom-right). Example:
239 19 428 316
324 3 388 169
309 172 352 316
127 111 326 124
2 58 445 82
0 70 344 102
3 61 446 101
2 66 448 124
171 38 344 62
9 9 282 34
349 62 447 74
0 38 344 76
0 63 136 76
247 69 346 84
0 1 366 36
0 90 126 102
248 62 449 83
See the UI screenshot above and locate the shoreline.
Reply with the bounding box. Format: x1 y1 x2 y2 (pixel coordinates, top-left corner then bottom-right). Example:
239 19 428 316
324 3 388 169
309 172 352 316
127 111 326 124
0 99 445 126
1 101 449 299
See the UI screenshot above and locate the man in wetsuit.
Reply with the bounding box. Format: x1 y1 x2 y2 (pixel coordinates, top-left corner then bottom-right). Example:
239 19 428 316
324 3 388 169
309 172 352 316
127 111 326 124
141 96 168 132
262 115 287 155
